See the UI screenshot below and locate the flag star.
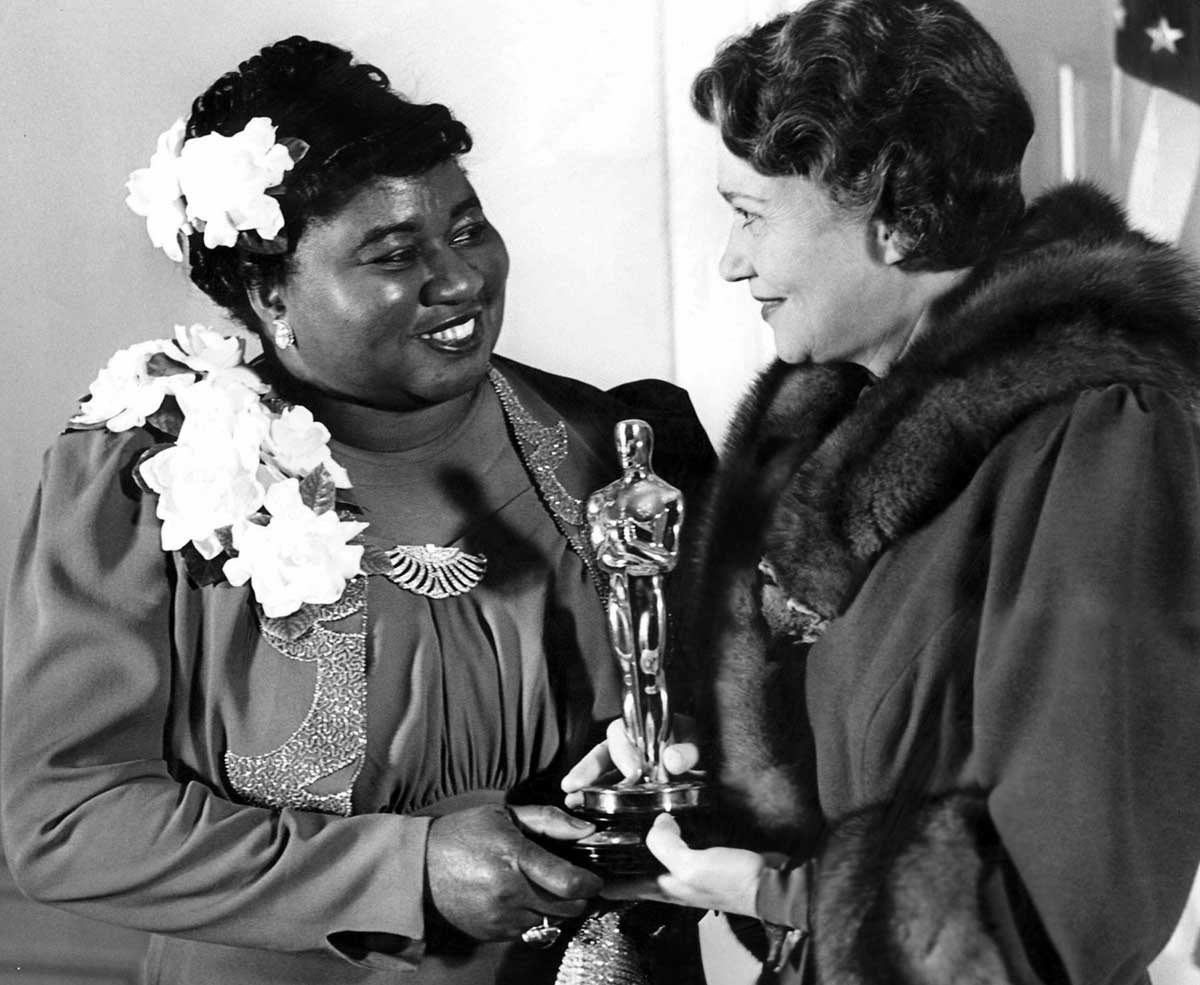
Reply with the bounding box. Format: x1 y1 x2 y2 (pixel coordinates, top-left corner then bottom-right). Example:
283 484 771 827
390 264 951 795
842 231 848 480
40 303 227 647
1114 4 1127 30
1146 16 1184 54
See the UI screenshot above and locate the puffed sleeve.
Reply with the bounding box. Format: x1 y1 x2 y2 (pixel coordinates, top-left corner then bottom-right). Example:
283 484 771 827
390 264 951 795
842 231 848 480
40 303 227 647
0 428 431 969
972 384 1200 984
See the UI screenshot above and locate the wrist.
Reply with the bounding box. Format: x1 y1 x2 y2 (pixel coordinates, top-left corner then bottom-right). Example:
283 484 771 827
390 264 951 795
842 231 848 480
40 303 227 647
754 856 813 930
755 857 815 977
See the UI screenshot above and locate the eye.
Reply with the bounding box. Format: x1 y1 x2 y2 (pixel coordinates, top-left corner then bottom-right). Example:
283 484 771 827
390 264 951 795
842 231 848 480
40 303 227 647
450 220 488 247
732 206 759 227
374 246 420 268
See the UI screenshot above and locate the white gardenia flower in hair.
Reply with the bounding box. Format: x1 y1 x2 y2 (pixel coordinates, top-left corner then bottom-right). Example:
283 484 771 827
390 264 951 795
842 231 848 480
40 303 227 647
125 119 190 261
224 479 367 618
71 339 195 432
176 117 297 249
262 405 352 488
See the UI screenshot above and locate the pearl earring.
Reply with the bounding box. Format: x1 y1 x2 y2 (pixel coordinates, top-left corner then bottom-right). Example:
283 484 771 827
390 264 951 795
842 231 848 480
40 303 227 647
272 318 295 350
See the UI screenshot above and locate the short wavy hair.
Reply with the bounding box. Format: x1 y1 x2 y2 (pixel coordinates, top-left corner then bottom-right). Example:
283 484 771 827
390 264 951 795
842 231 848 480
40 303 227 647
693 0 1034 270
185 37 472 330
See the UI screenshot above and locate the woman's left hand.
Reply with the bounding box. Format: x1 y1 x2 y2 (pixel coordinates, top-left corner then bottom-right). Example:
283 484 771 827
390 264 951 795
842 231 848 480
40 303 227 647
600 813 766 916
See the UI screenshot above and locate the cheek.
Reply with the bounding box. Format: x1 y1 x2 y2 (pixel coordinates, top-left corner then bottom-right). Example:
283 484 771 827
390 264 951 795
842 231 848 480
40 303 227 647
759 237 806 293
479 237 511 292
295 276 363 326
377 279 421 312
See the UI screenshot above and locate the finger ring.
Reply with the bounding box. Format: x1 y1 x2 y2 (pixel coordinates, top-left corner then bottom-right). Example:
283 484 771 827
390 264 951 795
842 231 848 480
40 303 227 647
520 916 562 948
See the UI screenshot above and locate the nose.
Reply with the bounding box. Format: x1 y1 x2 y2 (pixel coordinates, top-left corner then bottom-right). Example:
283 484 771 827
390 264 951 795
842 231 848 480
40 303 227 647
421 245 485 307
718 223 754 282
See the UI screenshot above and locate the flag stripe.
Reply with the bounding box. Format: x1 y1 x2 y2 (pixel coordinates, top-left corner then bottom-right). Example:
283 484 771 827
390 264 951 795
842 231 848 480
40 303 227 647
1126 82 1200 241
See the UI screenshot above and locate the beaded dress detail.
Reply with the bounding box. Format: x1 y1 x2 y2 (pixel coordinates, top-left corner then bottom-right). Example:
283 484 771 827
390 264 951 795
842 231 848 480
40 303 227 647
553 907 650 985
489 367 603 595
224 578 368 816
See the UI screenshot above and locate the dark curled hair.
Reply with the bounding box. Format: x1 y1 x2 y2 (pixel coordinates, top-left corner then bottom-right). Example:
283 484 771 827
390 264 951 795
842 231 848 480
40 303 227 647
692 0 1034 270
185 36 472 329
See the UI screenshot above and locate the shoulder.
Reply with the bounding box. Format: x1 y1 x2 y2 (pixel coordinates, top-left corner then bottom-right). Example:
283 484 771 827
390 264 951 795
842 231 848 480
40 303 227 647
14 426 170 610
908 183 1200 407
39 425 159 504
989 381 1199 487
491 355 716 477
969 383 1200 600
493 354 700 421
25 428 166 562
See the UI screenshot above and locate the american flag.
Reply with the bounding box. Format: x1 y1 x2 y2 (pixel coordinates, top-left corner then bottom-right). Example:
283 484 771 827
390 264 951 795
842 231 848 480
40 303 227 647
1113 0 1200 250
1117 0 1200 99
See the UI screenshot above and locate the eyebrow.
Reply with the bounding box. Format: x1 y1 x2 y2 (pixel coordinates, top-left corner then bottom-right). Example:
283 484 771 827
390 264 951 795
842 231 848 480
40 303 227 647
355 194 483 250
718 188 767 205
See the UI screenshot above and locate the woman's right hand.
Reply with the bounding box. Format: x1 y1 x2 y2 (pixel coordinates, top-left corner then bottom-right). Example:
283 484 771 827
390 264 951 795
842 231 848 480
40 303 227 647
560 715 701 808
425 803 603 940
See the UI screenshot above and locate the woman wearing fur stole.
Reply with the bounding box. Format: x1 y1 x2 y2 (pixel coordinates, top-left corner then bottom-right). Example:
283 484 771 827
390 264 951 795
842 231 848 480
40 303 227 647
565 1 1200 982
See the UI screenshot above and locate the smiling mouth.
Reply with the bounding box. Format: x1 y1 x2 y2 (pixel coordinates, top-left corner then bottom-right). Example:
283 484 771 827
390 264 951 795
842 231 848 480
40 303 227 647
417 314 481 352
759 299 783 320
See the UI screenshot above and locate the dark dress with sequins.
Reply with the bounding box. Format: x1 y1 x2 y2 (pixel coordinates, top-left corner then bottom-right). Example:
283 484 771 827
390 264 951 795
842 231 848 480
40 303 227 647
0 356 715 985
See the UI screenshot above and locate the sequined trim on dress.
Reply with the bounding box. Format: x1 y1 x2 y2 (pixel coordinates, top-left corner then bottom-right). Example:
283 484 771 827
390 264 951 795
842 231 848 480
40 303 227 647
224 577 368 816
488 367 604 596
554 905 649 984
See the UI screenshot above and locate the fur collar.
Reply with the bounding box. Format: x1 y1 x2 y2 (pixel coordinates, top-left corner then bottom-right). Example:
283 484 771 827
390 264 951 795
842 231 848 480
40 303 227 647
696 182 1200 639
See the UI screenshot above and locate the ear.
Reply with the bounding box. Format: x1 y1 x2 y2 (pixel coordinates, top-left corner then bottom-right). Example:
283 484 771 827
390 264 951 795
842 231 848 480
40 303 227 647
244 269 287 332
873 220 907 266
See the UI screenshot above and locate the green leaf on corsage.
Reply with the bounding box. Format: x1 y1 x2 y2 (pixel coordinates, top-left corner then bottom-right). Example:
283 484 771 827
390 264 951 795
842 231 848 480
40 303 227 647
146 395 185 437
214 525 235 553
144 351 195 379
359 543 394 576
259 602 321 642
299 462 337 515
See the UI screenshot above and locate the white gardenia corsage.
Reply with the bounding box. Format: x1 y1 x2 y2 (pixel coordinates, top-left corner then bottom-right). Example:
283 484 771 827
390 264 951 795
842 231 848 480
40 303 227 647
126 117 308 261
72 326 380 619
224 479 367 618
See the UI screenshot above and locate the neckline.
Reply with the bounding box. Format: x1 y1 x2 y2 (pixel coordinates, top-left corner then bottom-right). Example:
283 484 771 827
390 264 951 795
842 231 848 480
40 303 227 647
327 379 490 465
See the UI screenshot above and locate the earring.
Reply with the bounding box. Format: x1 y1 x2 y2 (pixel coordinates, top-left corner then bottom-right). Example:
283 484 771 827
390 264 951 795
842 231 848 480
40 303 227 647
272 318 295 350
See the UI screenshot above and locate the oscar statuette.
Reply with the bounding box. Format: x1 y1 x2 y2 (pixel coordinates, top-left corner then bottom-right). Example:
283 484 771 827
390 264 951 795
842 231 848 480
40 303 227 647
571 419 708 876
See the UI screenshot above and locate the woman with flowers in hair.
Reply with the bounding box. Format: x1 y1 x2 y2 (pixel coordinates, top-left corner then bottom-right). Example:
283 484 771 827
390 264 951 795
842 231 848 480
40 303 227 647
0 37 713 985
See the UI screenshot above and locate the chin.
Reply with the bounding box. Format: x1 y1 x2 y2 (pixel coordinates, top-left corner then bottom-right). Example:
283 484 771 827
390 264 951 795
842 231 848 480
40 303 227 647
412 349 495 406
773 340 812 365
769 322 812 364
